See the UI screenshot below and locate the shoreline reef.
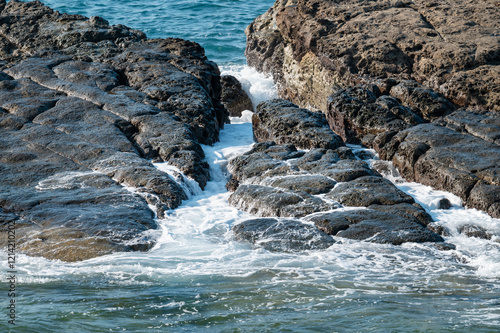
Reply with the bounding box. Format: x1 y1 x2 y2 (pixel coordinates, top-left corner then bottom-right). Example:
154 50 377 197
0 0 230 261
0 0 498 260
245 0 500 219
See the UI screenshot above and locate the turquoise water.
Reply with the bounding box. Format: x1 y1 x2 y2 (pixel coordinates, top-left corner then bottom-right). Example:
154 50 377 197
2 1 500 332
40 0 274 65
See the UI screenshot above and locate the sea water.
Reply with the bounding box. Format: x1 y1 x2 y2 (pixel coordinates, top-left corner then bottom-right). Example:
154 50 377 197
2 0 500 332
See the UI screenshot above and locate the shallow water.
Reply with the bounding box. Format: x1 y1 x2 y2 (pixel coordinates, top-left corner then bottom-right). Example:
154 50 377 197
2 1 500 332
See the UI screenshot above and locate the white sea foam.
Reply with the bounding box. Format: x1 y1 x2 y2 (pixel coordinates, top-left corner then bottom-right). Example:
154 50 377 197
220 64 278 109
153 162 202 198
35 171 104 190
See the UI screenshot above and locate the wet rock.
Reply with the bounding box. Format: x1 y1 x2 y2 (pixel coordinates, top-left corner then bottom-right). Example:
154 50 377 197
232 218 335 252
245 0 500 221
246 0 500 112
229 142 375 185
368 203 433 227
438 109 500 145
263 174 337 195
0 78 64 120
306 208 444 245
291 150 377 182
326 86 418 145
0 137 159 262
458 225 492 240
0 1 228 261
225 177 240 192
227 138 442 247
220 74 253 116
228 185 337 218
326 176 414 207
378 123 500 217
437 198 453 210
427 223 450 237
390 80 454 120
253 99 344 149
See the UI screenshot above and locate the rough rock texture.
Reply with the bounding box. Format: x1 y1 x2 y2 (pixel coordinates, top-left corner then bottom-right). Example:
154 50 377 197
246 0 500 219
0 1 229 261
232 218 335 252
228 140 443 248
306 207 442 245
246 0 500 112
378 123 500 218
227 103 443 249
220 74 253 116
253 98 344 149
323 85 500 217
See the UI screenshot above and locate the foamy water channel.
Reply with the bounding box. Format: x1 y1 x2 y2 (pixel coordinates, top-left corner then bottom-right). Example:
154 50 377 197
4 66 500 332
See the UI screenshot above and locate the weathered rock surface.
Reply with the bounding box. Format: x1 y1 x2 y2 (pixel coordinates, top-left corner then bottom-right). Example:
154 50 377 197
378 123 500 218
326 176 414 207
228 140 443 248
253 99 344 149
246 0 500 220
227 96 445 248
0 1 229 261
323 84 500 218
306 207 443 245
232 218 335 252
246 0 500 112
220 74 253 117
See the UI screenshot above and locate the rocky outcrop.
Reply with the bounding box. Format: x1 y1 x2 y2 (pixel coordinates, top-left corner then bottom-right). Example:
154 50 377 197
324 85 500 217
379 123 500 218
232 218 335 252
306 205 442 245
253 99 344 149
229 100 443 249
0 1 228 261
246 0 500 113
220 75 253 116
246 0 500 218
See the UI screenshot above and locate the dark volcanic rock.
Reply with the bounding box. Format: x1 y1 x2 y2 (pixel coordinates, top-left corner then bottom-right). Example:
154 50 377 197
390 80 455 120
438 109 500 145
0 1 228 261
232 218 335 252
378 123 500 217
253 99 344 149
458 225 493 240
228 184 337 218
245 0 500 220
326 86 422 145
306 208 443 245
326 176 414 207
246 0 500 112
227 141 443 246
265 174 337 195
220 74 253 116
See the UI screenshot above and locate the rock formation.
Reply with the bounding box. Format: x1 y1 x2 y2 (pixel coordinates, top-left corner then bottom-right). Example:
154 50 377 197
246 0 500 218
229 101 444 250
246 0 500 112
0 0 228 261
220 74 253 116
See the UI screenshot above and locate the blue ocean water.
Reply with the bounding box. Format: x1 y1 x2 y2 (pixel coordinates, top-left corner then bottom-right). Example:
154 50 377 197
41 0 274 65
2 1 500 332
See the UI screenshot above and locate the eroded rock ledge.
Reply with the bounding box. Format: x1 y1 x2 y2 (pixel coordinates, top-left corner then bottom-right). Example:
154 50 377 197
246 0 500 112
0 0 229 261
246 0 500 218
229 100 445 252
